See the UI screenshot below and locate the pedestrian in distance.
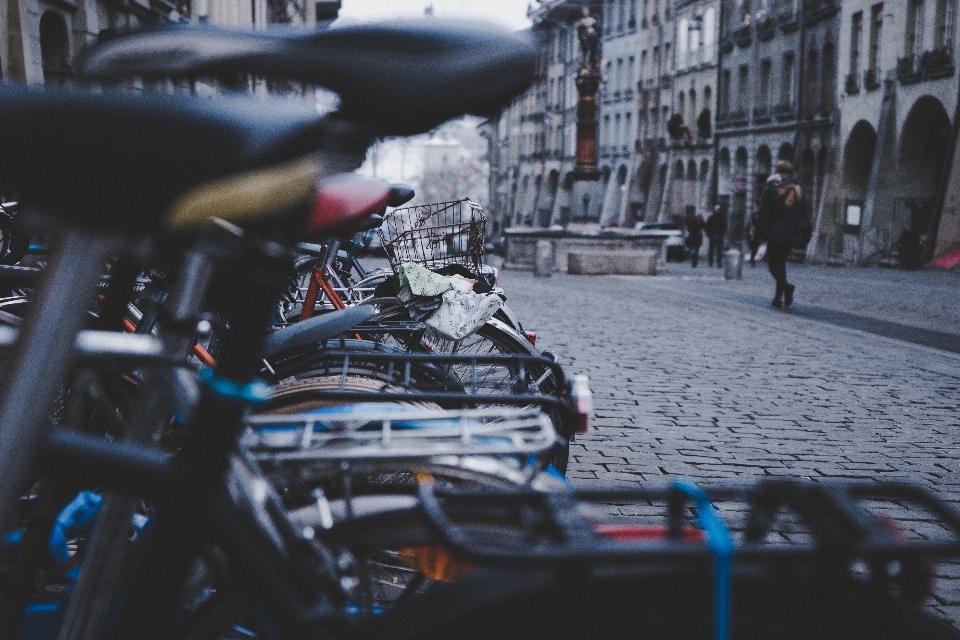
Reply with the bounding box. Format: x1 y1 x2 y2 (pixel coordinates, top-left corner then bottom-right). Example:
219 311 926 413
757 160 813 308
685 211 705 268
746 209 763 267
704 204 727 268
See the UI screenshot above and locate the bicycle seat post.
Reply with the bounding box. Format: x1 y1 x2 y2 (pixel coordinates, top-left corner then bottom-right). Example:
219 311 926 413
56 243 219 640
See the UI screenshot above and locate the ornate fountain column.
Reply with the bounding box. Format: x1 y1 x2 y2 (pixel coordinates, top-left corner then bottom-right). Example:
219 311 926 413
572 7 602 181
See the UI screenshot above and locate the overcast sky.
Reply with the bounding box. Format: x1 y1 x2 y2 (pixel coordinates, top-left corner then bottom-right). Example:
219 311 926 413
335 0 534 31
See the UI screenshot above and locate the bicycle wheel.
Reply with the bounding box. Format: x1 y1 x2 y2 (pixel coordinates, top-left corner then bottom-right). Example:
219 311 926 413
422 320 570 474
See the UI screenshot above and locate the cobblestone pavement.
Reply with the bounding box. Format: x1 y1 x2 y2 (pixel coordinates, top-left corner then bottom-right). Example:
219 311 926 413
494 258 960 626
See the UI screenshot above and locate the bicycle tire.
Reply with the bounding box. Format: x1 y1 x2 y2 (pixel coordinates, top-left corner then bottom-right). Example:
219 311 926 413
422 320 570 474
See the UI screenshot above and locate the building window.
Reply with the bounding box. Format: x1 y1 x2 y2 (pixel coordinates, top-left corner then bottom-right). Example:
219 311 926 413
821 43 835 111
869 4 883 74
628 56 635 89
737 65 749 112
689 88 697 122
618 0 626 33
720 69 731 114
689 16 701 66
677 19 689 69
703 7 717 61
678 91 686 122
906 0 925 61
781 52 795 106
850 12 863 76
936 0 956 50
805 49 818 115
759 59 771 109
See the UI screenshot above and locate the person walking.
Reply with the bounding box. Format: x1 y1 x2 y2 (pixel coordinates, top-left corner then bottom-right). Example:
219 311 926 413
757 160 810 308
704 205 727 268
685 212 705 268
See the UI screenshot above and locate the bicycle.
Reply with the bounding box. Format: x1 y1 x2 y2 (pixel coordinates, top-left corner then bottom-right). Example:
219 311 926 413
7 19 959 640
0 18 538 638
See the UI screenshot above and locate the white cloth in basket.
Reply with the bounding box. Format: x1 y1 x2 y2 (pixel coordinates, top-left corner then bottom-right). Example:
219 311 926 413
425 290 503 341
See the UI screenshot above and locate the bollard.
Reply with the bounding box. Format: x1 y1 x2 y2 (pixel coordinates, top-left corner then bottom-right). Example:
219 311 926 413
723 248 742 280
534 240 554 277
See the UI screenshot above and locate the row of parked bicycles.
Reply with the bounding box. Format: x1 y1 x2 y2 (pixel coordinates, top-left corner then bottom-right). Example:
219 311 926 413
0 17 955 640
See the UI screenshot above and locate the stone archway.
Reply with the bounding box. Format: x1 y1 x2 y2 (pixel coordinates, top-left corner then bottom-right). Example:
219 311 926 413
732 147 749 241
686 159 697 213
518 175 530 226
615 164 628 225
898 96 951 197
555 172 575 226
896 96 951 255
670 160 685 221
40 11 70 86
597 166 611 222
842 120 876 203
777 142 794 162
718 148 731 193
538 169 559 227
716 148 732 225
755 145 772 205
699 159 710 212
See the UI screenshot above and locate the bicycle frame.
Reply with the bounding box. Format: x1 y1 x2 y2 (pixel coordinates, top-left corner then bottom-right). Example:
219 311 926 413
0 224 359 638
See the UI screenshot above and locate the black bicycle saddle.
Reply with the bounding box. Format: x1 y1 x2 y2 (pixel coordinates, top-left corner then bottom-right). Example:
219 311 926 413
77 20 537 136
0 88 327 231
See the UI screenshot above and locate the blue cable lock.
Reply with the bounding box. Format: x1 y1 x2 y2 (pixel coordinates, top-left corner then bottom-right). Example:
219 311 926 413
673 478 734 640
198 369 272 405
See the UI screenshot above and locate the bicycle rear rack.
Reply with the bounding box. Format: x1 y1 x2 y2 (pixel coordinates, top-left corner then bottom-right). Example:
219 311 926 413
243 406 556 462
263 346 581 438
417 480 960 566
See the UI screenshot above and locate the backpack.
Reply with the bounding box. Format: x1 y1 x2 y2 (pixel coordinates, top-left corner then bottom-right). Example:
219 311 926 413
778 184 812 247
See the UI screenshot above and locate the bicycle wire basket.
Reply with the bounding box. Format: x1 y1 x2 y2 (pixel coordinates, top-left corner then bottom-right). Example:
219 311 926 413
378 199 486 276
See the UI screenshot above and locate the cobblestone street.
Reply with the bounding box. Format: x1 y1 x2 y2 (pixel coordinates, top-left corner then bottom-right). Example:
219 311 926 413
495 258 960 625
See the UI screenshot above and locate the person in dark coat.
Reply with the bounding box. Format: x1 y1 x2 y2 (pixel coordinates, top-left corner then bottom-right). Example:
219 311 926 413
685 212 705 268
757 160 810 308
704 205 727 268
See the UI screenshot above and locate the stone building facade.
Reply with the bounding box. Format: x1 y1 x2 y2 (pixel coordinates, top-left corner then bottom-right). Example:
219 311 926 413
712 0 840 248
832 0 960 265
488 0 960 268
595 0 648 226
0 0 333 86
488 1 603 233
647 0 718 226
